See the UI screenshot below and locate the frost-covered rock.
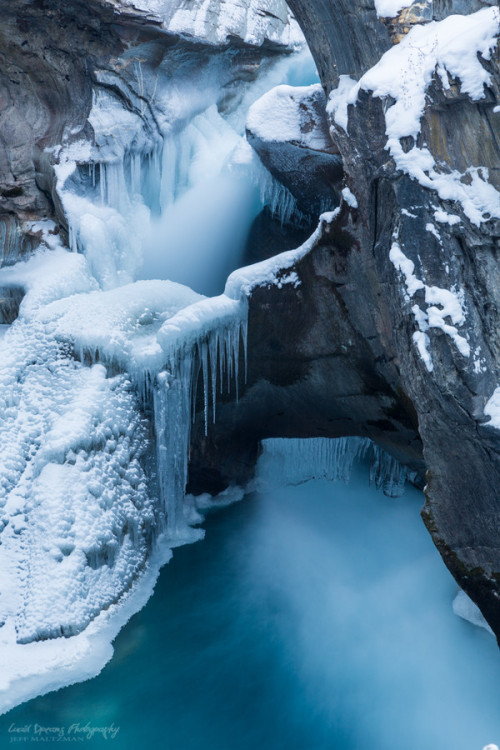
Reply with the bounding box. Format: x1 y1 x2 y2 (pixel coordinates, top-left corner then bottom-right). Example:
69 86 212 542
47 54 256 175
0 250 157 650
0 230 248 712
107 0 303 49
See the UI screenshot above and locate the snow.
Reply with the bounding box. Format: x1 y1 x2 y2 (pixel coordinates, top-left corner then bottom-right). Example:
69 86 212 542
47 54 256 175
412 330 433 372
484 387 500 429
434 208 461 225
342 186 358 208
39 279 204 394
325 75 357 132
328 8 500 225
225 210 339 299
425 285 470 358
246 83 338 223
0 251 159 708
389 241 424 300
401 208 417 219
246 83 325 147
0 538 173 717
374 0 405 18
0 242 249 714
425 222 441 242
389 241 470 368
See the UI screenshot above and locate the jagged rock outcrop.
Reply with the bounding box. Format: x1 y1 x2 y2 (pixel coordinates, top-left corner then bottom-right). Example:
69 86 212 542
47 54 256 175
107 0 302 48
246 84 343 220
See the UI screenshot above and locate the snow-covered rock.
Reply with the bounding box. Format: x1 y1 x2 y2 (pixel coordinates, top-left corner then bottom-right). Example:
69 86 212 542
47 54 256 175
107 0 303 49
247 84 343 220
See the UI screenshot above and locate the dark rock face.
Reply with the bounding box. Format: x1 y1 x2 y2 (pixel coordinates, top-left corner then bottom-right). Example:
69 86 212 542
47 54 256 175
286 0 392 90
243 2 500 640
188 205 425 496
0 0 127 261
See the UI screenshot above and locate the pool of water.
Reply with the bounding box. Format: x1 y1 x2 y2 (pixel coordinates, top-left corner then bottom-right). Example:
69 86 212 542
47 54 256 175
2 465 499 749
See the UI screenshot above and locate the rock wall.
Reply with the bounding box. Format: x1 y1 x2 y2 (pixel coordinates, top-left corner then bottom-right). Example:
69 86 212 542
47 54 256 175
0 0 299 265
245 2 500 640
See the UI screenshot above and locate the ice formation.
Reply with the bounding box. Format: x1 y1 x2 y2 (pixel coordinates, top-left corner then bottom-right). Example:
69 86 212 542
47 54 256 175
0 13 319 713
452 590 494 635
327 7 500 225
257 437 412 498
154 294 247 538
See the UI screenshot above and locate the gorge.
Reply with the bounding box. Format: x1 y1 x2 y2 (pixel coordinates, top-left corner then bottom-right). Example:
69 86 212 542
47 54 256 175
0 0 499 737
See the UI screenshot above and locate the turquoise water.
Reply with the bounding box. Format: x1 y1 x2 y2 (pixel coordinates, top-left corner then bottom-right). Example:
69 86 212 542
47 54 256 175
2 465 499 749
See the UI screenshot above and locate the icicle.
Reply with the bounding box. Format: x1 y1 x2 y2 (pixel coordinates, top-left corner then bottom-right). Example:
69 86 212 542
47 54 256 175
152 301 248 534
242 318 248 383
369 445 407 498
209 331 219 423
258 437 410 496
200 340 209 436
154 357 203 542
99 163 105 205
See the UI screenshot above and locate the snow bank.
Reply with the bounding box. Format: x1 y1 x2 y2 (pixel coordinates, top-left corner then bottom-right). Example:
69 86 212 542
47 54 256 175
247 83 326 148
39 279 204 395
0 242 247 714
0 248 161 712
225 209 339 299
328 8 500 225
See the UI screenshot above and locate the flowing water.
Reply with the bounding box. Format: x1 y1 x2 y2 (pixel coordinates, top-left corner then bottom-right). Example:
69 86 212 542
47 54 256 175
2 458 499 749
